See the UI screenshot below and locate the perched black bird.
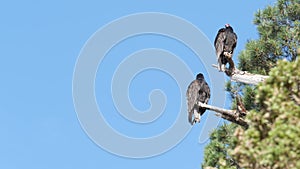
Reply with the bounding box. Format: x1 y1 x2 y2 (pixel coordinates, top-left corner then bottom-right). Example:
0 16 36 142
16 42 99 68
186 73 210 125
214 24 237 71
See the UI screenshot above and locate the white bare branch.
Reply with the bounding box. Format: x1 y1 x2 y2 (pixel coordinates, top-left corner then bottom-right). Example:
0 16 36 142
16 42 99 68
212 64 269 85
198 102 249 128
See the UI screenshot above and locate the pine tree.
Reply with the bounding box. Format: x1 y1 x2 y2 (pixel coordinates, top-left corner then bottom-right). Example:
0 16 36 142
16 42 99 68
232 58 300 168
202 123 239 169
202 0 299 168
239 0 300 74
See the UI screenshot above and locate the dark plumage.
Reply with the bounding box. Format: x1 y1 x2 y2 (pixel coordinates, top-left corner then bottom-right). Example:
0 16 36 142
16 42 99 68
214 24 237 71
186 73 211 125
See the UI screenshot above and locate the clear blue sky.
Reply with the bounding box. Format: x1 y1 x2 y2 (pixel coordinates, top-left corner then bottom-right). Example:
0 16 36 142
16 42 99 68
1 1 276 169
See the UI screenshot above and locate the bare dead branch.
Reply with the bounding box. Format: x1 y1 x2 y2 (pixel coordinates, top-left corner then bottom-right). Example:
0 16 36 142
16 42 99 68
198 102 249 128
212 64 269 85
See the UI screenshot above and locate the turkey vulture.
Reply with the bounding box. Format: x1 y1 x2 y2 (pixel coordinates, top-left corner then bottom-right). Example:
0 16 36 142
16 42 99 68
186 73 210 125
214 24 237 72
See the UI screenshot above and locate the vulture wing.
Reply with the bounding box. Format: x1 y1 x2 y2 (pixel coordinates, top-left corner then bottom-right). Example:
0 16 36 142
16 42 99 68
186 80 201 124
224 30 237 54
198 80 210 115
214 28 226 60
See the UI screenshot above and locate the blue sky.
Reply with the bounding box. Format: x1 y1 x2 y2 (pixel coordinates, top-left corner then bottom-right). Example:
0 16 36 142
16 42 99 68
1 1 276 169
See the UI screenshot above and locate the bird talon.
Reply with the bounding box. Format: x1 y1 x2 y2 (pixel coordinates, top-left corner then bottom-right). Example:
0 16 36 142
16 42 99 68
194 117 201 123
221 64 226 72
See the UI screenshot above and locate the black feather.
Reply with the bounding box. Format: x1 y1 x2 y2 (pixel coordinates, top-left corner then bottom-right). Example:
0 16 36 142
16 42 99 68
214 25 237 71
186 73 210 125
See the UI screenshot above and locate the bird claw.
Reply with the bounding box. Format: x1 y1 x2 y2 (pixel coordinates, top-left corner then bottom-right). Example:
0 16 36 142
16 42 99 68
193 111 201 124
194 118 200 123
218 65 224 72
223 52 232 58
218 65 226 72
221 64 226 72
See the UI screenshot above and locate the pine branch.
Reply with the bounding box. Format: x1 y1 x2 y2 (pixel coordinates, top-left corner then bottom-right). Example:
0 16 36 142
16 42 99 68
212 64 269 85
198 102 249 128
